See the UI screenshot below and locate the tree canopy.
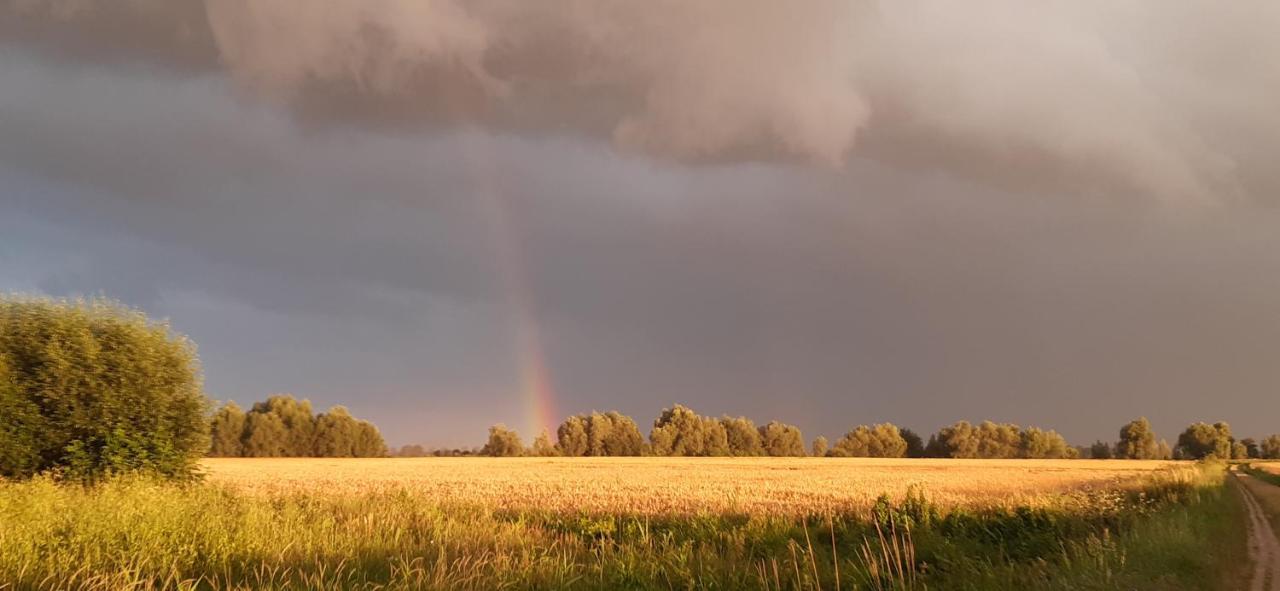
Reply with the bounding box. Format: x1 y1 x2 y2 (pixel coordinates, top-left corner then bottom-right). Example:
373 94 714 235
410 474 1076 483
209 394 386 458
829 424 907 458
0 296 208 480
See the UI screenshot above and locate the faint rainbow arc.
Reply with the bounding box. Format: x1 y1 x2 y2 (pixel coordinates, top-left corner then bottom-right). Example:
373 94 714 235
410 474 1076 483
453 130 559 439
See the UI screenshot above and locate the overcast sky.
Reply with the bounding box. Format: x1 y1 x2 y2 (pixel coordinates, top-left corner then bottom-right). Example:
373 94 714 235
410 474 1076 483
3 1 1279 447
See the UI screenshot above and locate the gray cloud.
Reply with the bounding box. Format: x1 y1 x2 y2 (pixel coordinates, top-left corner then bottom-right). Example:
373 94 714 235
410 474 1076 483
3 3 1280 446
6 1 1279 204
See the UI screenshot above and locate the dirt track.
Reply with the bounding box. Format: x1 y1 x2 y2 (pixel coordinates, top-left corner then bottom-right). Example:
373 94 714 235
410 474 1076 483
1235 470 1280 591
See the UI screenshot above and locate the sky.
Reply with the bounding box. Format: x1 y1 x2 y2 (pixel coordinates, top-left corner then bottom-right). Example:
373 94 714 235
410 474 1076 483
2 1 1280 448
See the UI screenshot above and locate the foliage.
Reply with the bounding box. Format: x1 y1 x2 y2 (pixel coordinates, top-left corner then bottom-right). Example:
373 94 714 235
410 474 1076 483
1176 422 1233 460
829 423 908 457
720 415 763 456
481 424 525 457
1117 417 1161 459
211 395 386 458
0 295 208 480
556 411 644 456
811 435 829 458
649 404 730 456
1020 427 1075 459
530 430 558 457
1089 440 1114 459
209 402 246 457
757 420 805 456
1263 435 1280 460
901 428 926 458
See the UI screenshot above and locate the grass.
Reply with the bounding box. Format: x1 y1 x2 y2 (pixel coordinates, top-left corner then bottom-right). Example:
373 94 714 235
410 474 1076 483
0 460 1246 590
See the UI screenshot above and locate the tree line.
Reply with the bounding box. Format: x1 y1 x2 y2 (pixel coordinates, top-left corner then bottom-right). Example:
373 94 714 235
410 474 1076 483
471 406 1280 461
209 395 387 458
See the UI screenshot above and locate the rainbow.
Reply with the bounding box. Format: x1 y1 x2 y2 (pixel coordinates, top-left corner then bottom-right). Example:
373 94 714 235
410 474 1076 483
455 130 559 438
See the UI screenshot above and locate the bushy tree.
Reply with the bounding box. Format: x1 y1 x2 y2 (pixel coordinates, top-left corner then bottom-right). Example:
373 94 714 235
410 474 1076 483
556 411 644 456
251 395 316 456
650 404 730 457
900 428 925 458
1020 427 1072 459
926 420 1071 459
1241 438 1260 459
531 430 558 457
1116 417 1160 459
830 424 907 458
1262 435 1280 460
481 424 524 457
811 436 829 458
312 406 382 457
556 415 589 456
0 296 209 480
1088 440 1114 459
1176 422 1233 460
242 412 288 457
209 402 246 457
721 416 763 456
758 421 805 457
1232 441 1249 460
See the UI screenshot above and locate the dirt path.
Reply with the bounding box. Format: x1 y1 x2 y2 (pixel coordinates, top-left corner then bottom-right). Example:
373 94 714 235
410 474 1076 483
1235 470 1280 591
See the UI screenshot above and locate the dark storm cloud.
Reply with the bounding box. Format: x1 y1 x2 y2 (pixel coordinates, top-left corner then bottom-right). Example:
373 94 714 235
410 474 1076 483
3 2 1280 446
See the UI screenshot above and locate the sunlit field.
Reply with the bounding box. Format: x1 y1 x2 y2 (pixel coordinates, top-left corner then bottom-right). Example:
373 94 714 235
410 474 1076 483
1 459 1244 590
203 457 1179 515
1256 462 1280 476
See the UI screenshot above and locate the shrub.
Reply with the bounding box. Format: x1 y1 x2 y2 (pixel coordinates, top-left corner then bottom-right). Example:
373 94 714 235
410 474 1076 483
0 296 208 480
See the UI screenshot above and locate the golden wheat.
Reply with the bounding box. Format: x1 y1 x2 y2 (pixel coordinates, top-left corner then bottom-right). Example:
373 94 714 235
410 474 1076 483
202 457 1181 516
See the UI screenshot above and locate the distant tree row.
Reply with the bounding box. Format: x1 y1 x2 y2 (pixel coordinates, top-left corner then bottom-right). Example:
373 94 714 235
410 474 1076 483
1083 418 1280 461
471 407 1280 461
209 394 387 458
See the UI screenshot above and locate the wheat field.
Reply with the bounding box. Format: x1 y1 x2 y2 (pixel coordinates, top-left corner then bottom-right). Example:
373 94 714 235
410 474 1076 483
202 457 1180 516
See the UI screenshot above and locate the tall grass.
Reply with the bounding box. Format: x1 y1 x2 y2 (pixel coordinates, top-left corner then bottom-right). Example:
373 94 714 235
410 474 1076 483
0 463 1243 590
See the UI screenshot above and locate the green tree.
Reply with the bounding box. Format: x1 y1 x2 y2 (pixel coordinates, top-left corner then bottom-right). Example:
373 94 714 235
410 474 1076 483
0 356 42 477
1088 440 1114 459
531 430 558 456
556 411 645 456
1116 417 1159 459
556 415 589 456
352 419 387 457
482 424 524 457
1241 438 1260 459
209 402 247 457
1176 422 1232 460
900 428 925 458
0 296 208 480
311 406 358 457
811 436 829 458
927 421 979 458
1262 435 1280 459
242 411 288 457
758 421 805 457
1020 427 1071 459
250 395 316 456
830 424 907 458
1232 441 1249 460
721 416 763 456
650 404 729 457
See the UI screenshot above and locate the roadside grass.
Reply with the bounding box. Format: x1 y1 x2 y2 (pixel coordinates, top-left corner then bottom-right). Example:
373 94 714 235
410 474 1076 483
0 462 1244 590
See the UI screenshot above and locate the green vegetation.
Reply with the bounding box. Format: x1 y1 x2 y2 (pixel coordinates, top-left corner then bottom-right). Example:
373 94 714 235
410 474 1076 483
209 394 387 458
0 463 1243 590
0 296 207 480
